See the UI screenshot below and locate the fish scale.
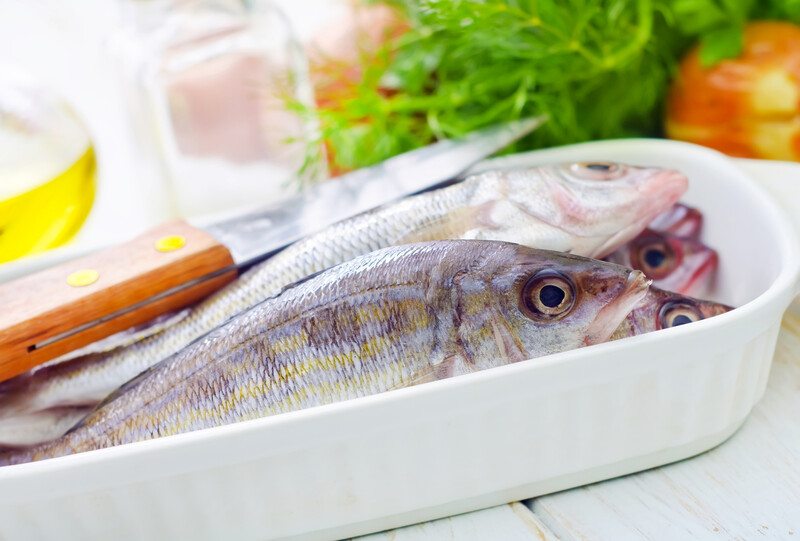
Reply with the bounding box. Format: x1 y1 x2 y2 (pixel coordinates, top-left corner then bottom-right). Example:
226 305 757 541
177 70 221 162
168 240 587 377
59 246 455 455
3 240 649 464
0 162 686 447
3 178 476 412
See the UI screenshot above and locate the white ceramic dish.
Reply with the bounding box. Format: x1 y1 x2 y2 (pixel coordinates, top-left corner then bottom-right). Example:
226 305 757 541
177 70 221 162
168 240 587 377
1 140 798 541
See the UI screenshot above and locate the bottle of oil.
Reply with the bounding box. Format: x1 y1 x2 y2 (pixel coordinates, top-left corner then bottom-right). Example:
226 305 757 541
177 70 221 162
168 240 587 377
0 74 96 264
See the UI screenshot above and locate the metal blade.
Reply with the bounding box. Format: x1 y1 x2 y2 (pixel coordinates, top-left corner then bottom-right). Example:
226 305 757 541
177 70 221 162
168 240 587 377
203 116 546 268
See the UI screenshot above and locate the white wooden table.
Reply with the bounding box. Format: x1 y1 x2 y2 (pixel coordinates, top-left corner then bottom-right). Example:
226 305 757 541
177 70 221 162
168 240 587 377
3 3 800 539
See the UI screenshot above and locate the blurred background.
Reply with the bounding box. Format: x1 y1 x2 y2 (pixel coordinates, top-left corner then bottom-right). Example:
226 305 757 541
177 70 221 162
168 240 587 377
2 0 800 278
1 0 342 277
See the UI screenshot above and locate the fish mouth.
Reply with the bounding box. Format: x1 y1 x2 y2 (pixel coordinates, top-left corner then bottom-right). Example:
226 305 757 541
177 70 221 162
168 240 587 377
585 271 651 346
586 170 687 259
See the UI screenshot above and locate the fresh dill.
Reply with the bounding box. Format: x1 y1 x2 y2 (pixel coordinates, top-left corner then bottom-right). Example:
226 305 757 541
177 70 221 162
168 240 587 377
309 0 800 172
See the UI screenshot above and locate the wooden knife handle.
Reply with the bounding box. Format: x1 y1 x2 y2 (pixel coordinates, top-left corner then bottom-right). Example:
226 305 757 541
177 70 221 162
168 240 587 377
0 220 236 382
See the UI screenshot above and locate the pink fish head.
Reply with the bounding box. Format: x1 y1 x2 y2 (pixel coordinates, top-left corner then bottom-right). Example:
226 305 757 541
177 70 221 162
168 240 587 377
542 162 688 257
458 162 687 259
612 287 732 339
606 229 718 297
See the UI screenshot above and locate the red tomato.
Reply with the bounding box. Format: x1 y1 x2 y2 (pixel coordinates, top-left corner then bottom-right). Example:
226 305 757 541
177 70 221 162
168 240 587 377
666 21 800 161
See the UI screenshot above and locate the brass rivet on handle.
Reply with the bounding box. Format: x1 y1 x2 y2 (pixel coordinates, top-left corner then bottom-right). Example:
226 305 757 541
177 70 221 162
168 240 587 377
155 235 187 253
66 269 100 287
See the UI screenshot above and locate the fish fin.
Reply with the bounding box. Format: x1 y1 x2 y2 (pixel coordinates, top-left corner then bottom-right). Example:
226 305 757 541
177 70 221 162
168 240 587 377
489 318 527 364
386 355 464 392
396 206 480 244
389 369 438 391
275 267 330 296
434 355 461 379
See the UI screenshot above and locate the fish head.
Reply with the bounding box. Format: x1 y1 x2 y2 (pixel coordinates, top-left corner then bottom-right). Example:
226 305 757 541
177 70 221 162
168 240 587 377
466 162 687 258
458 245 649 365
610 287 732 339
606 229 719 296
648 203 703 238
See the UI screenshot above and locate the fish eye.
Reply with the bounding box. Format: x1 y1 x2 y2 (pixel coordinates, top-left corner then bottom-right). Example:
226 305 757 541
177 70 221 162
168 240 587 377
659 302 702 329
644 248 666 268
585 162 614 171
521 271 576 320
633 239 675 279
569 162 626 180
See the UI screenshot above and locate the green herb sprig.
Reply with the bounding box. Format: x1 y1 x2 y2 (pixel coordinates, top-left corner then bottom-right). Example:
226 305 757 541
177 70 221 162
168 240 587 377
310 0 800 172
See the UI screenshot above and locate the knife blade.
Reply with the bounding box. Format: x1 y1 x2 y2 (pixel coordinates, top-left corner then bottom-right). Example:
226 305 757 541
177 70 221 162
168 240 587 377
203 116 545 268
0 117 544 380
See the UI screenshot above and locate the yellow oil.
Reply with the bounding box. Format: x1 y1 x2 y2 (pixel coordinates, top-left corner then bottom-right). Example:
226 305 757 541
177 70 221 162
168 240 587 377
0 146 96 264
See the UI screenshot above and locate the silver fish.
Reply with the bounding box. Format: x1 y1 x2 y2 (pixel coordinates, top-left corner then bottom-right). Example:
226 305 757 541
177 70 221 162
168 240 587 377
0 162 686 446
2 240 649 465
611 286 732 340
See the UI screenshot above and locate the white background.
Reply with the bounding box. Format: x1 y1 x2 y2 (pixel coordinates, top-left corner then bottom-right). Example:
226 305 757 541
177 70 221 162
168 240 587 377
0 0 341 280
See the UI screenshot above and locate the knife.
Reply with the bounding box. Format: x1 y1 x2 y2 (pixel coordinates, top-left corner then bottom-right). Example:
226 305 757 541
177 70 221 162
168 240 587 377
0 117 544 380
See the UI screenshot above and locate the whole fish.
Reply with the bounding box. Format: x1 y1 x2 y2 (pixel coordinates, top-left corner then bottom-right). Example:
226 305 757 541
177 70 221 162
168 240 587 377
1 241 649 465
611 286 731 339
648 203 703 238
605 228 718 296
0 162 685 447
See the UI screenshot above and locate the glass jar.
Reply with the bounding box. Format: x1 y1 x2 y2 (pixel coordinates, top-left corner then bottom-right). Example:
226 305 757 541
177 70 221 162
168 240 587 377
0 71 96 264
112 0 324 220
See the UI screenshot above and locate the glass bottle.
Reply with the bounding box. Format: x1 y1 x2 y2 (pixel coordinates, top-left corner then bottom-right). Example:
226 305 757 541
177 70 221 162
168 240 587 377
0 71 96 264
112 0 324 220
